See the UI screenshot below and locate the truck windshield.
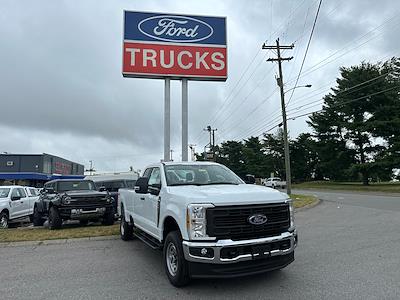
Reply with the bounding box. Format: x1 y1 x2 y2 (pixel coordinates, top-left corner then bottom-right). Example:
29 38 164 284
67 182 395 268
57 181 95 192
165 164 243 186
0 188 10 198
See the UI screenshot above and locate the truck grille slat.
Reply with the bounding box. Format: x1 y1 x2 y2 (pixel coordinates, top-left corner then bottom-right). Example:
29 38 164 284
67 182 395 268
207 203 290 241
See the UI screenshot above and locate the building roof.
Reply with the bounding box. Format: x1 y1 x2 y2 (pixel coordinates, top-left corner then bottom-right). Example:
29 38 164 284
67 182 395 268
0 172 84 181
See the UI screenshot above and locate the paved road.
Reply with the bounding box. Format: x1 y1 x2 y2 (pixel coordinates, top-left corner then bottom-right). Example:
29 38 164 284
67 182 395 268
1 195 400 299
293 189 400 211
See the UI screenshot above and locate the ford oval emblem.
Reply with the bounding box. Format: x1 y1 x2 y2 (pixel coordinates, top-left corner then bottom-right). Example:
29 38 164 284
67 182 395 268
138 15 214 43
248 214 268 225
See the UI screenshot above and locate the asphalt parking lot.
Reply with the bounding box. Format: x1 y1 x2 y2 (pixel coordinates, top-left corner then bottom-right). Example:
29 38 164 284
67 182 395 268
1 194 400 300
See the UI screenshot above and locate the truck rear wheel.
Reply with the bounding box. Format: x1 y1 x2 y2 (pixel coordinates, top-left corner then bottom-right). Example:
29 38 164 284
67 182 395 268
48 207 62 230
120 207 133 241
33 206 45 227
0 212 9 229
163 231 190 287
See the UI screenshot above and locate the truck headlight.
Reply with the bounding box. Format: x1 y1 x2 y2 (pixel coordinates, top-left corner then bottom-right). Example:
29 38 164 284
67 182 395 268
288 200 295 229
186 204 214 240
63 196 72 205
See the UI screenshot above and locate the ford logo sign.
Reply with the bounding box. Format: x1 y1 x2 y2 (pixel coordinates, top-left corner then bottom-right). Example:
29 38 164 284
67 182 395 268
248 214 268 225
138 15 214 43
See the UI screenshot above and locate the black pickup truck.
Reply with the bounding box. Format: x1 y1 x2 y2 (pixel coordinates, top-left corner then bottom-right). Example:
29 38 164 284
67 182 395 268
33 179 114 229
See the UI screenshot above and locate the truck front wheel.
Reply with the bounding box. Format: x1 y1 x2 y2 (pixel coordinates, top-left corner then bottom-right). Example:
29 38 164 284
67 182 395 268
48 207 62 230
0 212 9 229
163 231 190 287
102 208 115 226
33 206 45 227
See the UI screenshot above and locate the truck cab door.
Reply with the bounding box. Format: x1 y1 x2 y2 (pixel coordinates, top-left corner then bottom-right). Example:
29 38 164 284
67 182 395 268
133 168 153 231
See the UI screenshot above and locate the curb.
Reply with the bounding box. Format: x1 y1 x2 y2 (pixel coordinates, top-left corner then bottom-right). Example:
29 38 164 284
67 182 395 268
0 235 119 248
295 197 321 212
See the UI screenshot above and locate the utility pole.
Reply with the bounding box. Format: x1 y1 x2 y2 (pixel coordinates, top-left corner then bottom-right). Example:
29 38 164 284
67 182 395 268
262 38 294 195
203 125 217 161
86 160 95 175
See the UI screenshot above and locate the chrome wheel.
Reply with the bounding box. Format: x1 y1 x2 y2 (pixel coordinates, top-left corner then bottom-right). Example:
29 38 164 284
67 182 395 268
0 215 8 229
166 242 178 276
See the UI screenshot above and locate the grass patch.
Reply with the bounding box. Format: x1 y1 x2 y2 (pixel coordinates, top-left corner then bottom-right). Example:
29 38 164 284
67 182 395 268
291 194 318 209
293 181 400 193
0 224 119 243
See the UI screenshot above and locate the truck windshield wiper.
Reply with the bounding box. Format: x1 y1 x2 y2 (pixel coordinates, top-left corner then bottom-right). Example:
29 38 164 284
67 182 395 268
168 183 203 186
198 182 239 185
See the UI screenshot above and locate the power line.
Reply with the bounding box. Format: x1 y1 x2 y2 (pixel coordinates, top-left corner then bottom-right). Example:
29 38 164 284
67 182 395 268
286 0 323 107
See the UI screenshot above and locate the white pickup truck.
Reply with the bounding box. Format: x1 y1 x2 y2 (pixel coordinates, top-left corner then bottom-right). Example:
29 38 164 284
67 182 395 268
0 186 39 228
264 177 287 189
119 162 297 286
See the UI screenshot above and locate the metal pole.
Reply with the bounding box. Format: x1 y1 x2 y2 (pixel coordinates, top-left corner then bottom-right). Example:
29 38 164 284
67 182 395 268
182 79 188 161
164 78 171 161
276 39 292 195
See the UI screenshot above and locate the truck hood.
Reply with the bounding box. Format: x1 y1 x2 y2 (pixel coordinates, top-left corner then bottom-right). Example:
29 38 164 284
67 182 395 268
63 190 108 198
166 184 289 206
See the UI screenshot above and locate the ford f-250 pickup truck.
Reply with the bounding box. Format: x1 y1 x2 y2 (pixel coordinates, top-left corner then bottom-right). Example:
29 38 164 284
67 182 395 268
119 162 297 287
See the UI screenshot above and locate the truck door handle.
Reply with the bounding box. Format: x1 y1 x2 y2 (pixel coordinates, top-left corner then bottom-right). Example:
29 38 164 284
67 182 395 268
140 197 145 201
20 201 24 204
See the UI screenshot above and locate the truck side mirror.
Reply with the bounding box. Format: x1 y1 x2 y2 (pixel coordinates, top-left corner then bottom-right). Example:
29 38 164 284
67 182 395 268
148 183 161 196
244 175 256 184
99 186 107 192
134 177 149 194
46 187 55 194
11 195 21 201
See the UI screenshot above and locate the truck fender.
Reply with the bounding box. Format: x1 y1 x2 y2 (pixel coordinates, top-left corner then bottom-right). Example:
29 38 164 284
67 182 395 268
162 202 186 241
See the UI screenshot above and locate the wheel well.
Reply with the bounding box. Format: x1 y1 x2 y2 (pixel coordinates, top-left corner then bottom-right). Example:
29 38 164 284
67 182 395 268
1 209 9 217
163 216 180 241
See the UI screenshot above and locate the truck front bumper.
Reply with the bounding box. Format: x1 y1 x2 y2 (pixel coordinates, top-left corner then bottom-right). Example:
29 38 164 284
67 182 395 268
182 231 297 265
182 231 297 278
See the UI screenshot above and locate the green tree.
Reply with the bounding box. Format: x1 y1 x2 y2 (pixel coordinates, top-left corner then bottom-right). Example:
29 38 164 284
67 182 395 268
308 60 399 184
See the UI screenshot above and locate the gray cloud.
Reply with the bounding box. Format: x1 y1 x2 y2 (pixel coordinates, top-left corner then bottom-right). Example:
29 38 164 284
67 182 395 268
0 0 398 172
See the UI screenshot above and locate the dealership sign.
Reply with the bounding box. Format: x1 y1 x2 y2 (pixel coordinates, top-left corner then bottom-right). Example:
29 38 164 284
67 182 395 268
123 11 227 81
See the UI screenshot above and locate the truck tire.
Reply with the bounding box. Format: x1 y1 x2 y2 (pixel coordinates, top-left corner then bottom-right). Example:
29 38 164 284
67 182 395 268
33 206 45 227
79 220 89 226
102 208 115 226
0 212 9 229
48 207 62 230
163 231 190 287
120 207 133 241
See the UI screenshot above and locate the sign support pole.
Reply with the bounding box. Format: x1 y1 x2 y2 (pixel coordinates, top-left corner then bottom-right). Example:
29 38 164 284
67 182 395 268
164 78 171 161
182 79 189 161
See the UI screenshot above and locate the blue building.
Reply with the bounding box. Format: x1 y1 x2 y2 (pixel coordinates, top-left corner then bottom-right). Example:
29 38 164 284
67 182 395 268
0 153 84 187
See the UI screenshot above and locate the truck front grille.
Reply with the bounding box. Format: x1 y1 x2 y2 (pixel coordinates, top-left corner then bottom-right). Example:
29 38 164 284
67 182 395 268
206 203 290 241
67 197 109 208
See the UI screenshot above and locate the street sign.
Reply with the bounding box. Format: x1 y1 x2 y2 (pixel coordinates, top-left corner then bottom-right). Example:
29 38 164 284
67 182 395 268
123 11 227 81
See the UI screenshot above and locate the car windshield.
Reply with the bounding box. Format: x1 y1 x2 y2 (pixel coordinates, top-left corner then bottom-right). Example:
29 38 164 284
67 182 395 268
165 164 243 186
57 181 95 192
0 188 10 198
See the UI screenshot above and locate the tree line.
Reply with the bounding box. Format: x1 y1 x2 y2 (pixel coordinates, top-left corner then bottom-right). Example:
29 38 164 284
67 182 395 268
196 57 400 185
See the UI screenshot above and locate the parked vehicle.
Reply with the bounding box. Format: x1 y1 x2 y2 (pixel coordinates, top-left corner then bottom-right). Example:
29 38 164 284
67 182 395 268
264 177 286 189
33 179 114 229
0 186 39 228
119 162 297 287
85 172 138 216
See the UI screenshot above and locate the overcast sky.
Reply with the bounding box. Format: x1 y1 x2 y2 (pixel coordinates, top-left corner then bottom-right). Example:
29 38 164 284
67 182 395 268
1 0 399 173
